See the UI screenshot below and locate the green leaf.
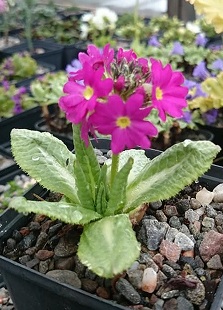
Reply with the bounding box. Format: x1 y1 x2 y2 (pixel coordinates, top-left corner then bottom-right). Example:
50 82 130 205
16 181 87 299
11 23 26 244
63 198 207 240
78 214 140 278
106 149 150 184
125 140 221 212
95 164 108 214
9 197 101 225
73 125 100 201
11 129 79 203
105 157 133 216
73 161 95 210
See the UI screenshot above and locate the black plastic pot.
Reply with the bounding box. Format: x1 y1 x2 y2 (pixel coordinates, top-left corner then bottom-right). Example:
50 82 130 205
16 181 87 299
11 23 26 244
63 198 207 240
34 118 73 150
1 40 64 70
200 125 223 166
0 106 43 155
0 148 223 310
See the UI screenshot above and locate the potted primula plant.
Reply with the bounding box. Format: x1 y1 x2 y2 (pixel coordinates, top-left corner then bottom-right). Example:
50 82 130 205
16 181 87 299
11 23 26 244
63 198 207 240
0 43 221 310
0 52 55 86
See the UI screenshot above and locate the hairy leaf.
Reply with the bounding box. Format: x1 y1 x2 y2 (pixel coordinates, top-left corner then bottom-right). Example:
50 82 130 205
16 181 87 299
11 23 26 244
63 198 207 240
11 129 79 203
78 214 140 278
125 140 221 212
106 149 150 184
105 158 133 216
9 197 101 225
73 161 95 210
73 125 100 201
95 164 108 214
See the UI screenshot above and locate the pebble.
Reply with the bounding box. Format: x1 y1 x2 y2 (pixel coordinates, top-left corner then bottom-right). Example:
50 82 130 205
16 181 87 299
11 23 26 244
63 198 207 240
127 269 144 289
207 255 223 270
46 270 81 288
159 240 181 262
162 264 178 278
199 230 223 261
202 217 215 230
163 205 178 217
196 188 214 206
141 267 157 293
177 296 194 309
184 275 205 305
190 198 202 210
81 278 98 293
169 216 181 229
165 227 179 242
174 232 194 251
176 199 190 214
213 183 223 202
185 209 200 223
161 290 179 299
115 278 141 304
139 219 169 250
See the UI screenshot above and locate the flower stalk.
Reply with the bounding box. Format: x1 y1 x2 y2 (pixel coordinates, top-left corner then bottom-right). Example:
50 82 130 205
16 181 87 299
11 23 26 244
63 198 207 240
110 153 119 186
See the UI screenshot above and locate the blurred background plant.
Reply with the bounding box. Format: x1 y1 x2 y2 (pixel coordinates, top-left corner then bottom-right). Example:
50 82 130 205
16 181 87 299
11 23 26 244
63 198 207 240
0 0 20 48
79 7 118 47
0 53 38 83
0 82 36 118
28 71 70 134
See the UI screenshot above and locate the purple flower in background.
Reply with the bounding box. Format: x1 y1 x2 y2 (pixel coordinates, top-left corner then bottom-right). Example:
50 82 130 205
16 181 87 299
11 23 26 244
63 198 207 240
2 80 10 90
66 59 83 75
192 61 210 81
171 42 184 55
148 35 161 47
194 83 207 98
12 87 27 115
184 79 197 90
203 109 218 125
195 33 208 47
180 110 192 123
211 59 223 71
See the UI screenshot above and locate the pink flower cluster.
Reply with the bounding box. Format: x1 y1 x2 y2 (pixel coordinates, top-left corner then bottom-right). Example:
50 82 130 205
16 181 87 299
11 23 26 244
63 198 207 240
59 44 188 154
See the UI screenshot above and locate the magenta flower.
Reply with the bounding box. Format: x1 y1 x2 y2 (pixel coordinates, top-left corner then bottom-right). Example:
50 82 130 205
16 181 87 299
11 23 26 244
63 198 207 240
59 62 113 124
150 58 188 121
90 94 158 154
76 44 114 79
116 48 137 63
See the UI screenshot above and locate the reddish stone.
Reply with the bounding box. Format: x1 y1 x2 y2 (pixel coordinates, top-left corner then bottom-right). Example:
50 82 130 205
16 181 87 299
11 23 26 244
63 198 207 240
41 220 53 233
96 287 111 299
199 230 223 262
19 227 30 236
182 249 194 258
159 240 181 262
153 253 164 268
35 250 54 261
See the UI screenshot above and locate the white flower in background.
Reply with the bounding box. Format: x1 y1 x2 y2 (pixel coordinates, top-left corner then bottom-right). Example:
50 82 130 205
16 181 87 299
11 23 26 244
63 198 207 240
186 21 201 33
80 23 89 39
81 12 93 23
91 7 118 31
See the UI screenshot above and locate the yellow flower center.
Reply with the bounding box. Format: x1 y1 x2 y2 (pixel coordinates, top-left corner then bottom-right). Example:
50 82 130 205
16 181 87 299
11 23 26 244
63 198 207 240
116 116 131 129
83 86 94 100
155 87 163 100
